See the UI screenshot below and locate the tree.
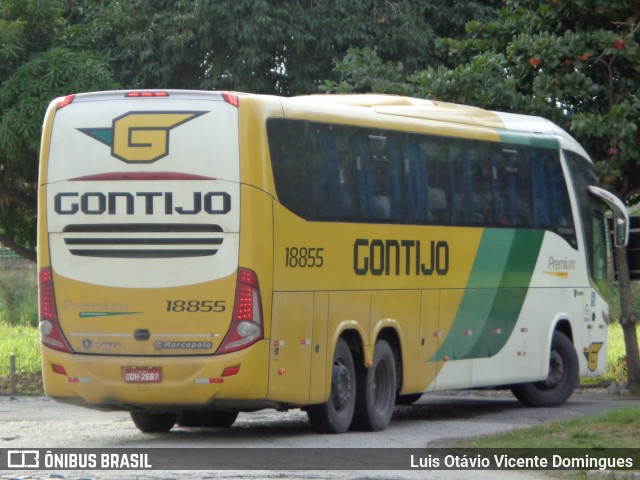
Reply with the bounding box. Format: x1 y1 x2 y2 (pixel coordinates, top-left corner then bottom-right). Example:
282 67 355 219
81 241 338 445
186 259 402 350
0 0 119 262
330 0 640 389
92 0 472 94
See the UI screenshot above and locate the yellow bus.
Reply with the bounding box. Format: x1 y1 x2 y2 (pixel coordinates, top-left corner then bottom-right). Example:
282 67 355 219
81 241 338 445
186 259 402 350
38 91 628 433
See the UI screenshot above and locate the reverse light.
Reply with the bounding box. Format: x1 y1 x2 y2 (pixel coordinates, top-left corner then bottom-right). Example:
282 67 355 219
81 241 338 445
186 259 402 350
39 268 72 353
217 268 263 354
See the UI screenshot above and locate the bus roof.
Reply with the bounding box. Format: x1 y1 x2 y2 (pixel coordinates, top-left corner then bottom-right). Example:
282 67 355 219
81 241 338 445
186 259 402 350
282 93 590 159
61 90 590 160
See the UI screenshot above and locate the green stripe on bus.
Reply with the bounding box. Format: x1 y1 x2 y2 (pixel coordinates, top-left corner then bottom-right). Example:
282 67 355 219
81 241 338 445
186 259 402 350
431 229 544 362
499 132 559 150
464 229 544 359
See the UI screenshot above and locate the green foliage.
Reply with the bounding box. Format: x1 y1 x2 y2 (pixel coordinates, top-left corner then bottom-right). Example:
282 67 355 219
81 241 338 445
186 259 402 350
322 47 413 95
330 1 640 204
603 321 640 383
93 0 456 95
0 0 118 258
0 321 41 394
0 268 37 327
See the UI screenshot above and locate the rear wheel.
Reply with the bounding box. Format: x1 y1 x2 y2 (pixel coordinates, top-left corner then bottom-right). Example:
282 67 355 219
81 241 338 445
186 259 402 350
130 411 177 433
307 338 356 434
511 331 578 407
351 339 397 431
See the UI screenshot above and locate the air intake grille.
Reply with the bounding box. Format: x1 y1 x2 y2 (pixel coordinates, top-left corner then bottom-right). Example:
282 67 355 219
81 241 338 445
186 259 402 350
62 224 224 258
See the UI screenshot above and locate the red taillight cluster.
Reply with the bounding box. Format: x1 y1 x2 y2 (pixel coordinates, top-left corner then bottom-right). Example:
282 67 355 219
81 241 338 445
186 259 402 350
39 268 72 353
56 94 76 109
217 268 263 354
221 93 239 108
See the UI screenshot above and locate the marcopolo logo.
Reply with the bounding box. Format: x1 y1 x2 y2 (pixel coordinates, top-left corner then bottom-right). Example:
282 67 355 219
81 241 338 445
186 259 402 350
79 111 206 163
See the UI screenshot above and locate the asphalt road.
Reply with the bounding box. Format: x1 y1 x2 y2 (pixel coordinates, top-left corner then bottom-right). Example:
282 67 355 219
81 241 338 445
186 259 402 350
1 387 638 479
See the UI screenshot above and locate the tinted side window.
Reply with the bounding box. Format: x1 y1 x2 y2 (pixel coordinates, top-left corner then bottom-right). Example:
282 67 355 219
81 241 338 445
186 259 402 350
267 118 576 246
267 119 356 221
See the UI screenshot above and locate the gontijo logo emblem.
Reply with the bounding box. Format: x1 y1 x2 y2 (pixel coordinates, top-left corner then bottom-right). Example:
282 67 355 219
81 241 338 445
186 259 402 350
79 111 206 163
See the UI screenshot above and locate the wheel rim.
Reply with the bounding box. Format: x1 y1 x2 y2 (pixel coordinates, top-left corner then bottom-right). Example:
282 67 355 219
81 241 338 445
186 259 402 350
331 357 353 411
541 349 565 389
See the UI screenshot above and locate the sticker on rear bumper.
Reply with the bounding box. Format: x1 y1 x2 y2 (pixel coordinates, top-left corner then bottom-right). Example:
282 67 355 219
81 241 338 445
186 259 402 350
153 341 213 350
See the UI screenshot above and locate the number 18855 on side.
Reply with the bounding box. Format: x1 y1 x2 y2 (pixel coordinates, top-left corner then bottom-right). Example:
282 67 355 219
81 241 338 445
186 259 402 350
284 247 324 268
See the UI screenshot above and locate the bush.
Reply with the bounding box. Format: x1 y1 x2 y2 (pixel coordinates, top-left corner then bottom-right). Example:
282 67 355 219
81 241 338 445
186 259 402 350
0 267 38 327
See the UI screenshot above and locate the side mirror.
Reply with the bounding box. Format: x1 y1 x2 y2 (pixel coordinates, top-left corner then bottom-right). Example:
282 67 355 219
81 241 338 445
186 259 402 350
614 215 628 248
588 186 629 247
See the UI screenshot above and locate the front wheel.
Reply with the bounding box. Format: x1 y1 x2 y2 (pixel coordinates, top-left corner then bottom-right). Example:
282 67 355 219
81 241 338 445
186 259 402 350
511 331 578 407
306 338 356 434
130 411 177 433
351 339 397 431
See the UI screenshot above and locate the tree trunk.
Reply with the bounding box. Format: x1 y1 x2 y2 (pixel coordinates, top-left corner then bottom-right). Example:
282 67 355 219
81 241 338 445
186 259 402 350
614 245 640 390
0 231 36 263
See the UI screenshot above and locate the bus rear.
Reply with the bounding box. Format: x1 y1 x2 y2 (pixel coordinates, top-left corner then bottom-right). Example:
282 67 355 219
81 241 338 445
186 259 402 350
38 91 269 428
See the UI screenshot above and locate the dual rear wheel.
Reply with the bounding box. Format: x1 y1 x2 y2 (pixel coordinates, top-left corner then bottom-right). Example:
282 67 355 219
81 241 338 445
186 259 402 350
306 338 397 434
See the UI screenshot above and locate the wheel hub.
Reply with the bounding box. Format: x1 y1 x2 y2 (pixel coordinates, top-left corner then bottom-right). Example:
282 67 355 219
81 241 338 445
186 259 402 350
544 350 564 387
332 362 352 409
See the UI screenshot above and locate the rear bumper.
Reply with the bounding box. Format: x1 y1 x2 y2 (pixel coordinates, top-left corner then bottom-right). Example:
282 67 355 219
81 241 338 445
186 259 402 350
41 340 270 411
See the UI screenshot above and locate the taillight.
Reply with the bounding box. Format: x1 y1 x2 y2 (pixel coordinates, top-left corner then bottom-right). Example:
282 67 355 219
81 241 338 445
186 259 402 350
39 268 72 353
217 268 263 354
221 93 239 107
56 94 75 109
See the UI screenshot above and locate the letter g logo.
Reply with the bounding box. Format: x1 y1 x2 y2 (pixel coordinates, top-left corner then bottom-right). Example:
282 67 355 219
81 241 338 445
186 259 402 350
79 111 206 163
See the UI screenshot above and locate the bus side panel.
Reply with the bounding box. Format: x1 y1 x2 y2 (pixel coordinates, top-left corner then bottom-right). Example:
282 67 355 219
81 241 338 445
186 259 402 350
585 289 608 376
370 290 422 393
309 292 329 404
431 289 472 390
268 292 314 403
416 290 440 393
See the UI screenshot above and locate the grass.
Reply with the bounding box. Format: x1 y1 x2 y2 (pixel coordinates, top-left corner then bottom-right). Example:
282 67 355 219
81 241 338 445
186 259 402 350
581 321 638 386
448 405 640 449
0 267 37 327
0 321 42 394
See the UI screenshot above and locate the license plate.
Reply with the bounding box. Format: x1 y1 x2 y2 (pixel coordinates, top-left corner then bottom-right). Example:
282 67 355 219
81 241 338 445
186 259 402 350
123 367 162 383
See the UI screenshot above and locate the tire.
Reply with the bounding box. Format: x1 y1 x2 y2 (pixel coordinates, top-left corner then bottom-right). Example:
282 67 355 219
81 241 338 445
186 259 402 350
351 339 397 431
306 338 356 434
177 410 239 428
511 331 578 407
130 411 177 433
